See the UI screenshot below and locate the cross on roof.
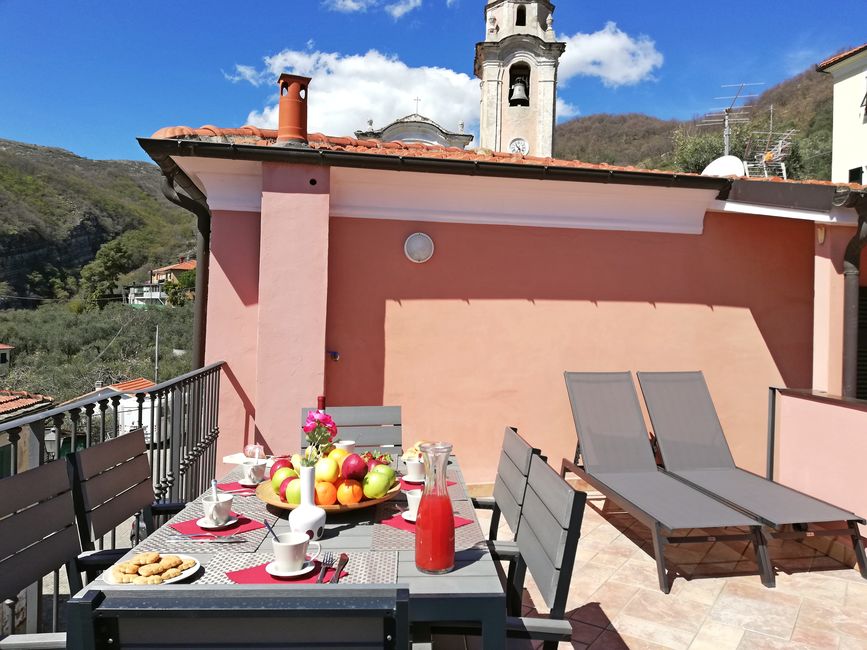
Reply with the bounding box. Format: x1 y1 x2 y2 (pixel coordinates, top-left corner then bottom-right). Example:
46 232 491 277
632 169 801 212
414 97 421 113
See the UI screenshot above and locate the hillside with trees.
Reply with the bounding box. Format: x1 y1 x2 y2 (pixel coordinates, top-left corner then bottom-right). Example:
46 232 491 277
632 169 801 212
554 67 833 180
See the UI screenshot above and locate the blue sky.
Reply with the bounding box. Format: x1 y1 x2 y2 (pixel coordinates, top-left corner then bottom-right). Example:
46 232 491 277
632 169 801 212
0 0 862 162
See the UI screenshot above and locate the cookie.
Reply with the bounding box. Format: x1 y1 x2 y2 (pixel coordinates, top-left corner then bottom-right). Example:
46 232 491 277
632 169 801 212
132 552 161 566
113 562 141 575
158 555 183 571
161 568 182 580
112 573 137 584
138 562 165 577
133 575 164 585
178 559 196 571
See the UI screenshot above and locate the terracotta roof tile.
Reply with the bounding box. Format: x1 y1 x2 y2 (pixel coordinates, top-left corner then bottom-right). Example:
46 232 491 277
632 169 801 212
111 378 156 393
0 390 52 416
0 343 13 350
152 260 197 274
148 124 866 191
818 43 867 70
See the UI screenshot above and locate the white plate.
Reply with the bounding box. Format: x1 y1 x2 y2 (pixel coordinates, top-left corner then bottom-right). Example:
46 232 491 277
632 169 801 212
401 476 425 485
265 560 316 579
195 516 239 530
105 555 200 585
401 511 417 523
238 478 262 487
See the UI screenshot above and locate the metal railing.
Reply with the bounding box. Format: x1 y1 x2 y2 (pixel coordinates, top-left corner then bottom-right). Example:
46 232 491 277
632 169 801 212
0 361 224 636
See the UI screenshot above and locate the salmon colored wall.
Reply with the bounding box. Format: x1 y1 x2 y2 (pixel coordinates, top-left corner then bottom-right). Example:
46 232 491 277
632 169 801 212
777 393 867 535
324 212 814 483
813 225 852 394
204 210 261 470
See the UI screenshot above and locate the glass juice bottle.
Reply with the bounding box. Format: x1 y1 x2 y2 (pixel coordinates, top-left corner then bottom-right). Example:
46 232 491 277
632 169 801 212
415 441 455 574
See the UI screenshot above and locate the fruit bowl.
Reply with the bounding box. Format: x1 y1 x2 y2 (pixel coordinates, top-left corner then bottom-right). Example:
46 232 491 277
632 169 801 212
255 480 401 512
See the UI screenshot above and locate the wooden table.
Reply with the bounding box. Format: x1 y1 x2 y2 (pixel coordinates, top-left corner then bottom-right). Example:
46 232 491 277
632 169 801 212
80 456 507 648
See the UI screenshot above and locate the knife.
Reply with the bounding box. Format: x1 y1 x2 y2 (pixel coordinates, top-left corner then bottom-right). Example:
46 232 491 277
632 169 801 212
165 534 245 543
329 553 349 583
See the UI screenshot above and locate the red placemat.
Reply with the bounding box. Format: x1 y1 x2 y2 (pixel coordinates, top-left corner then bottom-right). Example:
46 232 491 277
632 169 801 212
381 512 473 534
216 481 257 495
397 478 456 491
171 513 264 537
227 561 348 584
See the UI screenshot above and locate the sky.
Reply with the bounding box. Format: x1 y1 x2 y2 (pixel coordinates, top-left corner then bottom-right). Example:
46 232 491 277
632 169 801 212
0 0 862 162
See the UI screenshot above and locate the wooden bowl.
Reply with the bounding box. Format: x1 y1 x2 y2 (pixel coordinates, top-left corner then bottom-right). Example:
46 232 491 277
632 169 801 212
255 480 401 512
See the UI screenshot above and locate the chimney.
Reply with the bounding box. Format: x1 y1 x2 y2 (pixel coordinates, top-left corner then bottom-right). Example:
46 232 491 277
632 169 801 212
276 74 311 145
178 255 185 263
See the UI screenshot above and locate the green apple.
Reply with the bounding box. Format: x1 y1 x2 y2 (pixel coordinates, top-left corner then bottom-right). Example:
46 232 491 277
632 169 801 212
284 477 302 504
362 471 390 499
369 464 396 486
291 453 304 470
271 466 296 492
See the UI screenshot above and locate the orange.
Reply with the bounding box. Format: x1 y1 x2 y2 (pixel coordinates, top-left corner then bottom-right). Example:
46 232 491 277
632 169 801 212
314 481 337 506
336 479 363 506
328 447 350 469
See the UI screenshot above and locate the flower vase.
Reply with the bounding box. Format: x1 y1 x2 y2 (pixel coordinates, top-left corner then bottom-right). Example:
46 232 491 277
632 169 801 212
288 465 326 540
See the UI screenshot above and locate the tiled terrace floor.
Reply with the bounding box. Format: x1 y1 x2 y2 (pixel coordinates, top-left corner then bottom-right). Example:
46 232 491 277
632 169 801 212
468 484 867 650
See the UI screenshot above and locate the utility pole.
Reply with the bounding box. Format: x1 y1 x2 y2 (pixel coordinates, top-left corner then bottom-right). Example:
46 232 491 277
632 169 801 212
154 324 160 383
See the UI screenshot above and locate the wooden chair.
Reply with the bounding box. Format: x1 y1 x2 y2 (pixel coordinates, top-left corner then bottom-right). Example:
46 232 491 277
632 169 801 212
69 429 184 578
67 586 410 649
0 460 83 649
434 455 587 649
471 426 541 542
301 406 403 457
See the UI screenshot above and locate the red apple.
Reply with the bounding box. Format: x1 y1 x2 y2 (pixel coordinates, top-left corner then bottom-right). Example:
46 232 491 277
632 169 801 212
341 453 368 482
279 476 299 501
269 458 292 479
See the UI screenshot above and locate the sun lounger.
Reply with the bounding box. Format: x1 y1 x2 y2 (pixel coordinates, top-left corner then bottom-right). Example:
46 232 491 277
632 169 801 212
637 371 867 579
562 371 774 592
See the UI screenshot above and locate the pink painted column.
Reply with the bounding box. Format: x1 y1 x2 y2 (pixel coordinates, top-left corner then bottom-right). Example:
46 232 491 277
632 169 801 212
255 163 330 455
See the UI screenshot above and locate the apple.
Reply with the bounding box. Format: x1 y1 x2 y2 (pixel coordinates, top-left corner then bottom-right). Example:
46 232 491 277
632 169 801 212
271 466 296 492
269 458 292 479
369 464 396 486
341 453 368 482
283 477 302 504
291 453 304 470
279 476 298 501
315 457 339 484
362 471 390 499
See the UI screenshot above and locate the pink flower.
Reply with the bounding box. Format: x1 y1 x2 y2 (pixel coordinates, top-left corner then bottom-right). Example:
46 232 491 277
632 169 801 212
302 422 316 433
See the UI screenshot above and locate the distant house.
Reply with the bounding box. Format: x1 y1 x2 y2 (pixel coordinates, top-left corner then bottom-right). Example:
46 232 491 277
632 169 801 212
0 344 12 376
819 43 867 184
0 389 53 478
126 258 196 306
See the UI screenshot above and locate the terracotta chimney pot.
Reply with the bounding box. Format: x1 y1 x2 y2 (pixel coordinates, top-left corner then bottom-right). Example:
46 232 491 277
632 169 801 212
276 74 311 145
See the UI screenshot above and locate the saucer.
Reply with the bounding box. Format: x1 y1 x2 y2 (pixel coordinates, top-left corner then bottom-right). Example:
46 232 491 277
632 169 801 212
196 516 239 530
401 476 425 484
238 477 263 487
401 511 417 523
265 560 316 578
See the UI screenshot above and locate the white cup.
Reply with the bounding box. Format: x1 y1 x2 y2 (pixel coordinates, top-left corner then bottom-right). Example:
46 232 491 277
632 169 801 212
273 531 321 572
404 489 422 518
405 458 425 482
202 493 233 526
241 460 266 483
335 440 356 455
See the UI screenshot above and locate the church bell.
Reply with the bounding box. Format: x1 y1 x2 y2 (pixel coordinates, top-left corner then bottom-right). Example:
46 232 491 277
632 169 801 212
509 77 529 105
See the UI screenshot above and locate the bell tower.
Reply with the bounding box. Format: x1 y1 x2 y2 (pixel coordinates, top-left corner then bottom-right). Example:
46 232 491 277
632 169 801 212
475 0 565 157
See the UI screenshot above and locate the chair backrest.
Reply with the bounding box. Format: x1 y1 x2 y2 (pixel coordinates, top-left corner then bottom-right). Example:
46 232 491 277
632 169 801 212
637 371 736 471
68 586 410 649
0 460 81 602
70 429 154 548
300 406 402 456
492 427 540 535
564 371 658 474
516 455 587 618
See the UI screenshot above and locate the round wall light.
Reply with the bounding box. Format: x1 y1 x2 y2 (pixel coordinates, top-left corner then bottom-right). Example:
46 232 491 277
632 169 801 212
404 232 435 264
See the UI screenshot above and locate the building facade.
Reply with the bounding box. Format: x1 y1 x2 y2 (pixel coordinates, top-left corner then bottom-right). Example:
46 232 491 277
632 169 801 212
355 114 473 149
475 0 565 157
819 44 867 185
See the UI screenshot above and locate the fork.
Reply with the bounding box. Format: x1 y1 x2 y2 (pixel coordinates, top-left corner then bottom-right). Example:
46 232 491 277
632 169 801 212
316 552 335 583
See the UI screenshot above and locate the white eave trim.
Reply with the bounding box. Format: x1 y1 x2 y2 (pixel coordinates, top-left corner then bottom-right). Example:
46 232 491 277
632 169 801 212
709 199 858 226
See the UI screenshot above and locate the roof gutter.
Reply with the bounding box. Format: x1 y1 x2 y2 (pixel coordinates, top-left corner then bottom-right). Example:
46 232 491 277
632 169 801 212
137 137 733 197
837 187 867 397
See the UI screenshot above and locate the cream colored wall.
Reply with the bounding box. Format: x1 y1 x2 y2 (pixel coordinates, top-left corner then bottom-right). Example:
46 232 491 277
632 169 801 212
830 54 867 183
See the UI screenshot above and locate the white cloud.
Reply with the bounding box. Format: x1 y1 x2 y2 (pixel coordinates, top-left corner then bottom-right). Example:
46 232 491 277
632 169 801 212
556 97 578 120
234 49 479 140
322 0 378 12
223 64 266 86
385 0 422 19
558 22 663 88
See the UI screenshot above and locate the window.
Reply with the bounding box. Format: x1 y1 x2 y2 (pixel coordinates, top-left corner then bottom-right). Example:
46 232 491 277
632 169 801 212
0 352 6 363
508 63 531 107
516 5 526 26
850 167 865 185
0 444 10 479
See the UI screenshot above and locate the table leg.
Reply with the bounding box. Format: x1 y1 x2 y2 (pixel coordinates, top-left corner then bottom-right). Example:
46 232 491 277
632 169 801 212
480 598 506 649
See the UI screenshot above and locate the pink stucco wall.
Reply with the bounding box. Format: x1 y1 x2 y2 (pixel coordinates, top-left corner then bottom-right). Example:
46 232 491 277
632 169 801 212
324 212 815 483
777 392 867 534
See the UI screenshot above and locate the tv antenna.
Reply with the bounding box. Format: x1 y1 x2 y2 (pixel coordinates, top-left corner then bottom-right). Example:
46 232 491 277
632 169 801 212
699 82 764 155
743 104 798 180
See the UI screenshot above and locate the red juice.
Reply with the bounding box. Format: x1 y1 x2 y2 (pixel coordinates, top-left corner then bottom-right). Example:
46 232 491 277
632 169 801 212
415 493 455 573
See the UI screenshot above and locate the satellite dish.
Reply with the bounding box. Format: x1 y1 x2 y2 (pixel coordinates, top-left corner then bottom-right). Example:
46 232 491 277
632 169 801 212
702 155 747 178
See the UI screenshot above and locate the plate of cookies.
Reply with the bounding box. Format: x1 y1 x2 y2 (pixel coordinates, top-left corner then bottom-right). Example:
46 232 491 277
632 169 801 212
107 552 200 586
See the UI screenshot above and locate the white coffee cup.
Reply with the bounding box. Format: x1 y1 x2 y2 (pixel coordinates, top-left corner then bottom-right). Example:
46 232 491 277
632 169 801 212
273 531 321 572
405 458 424 482
241 459 266 483
335 440 356 455
202 493 233 526
404 489 422 518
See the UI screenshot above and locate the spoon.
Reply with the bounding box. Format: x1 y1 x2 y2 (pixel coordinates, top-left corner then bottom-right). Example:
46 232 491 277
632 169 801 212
263 518 280 542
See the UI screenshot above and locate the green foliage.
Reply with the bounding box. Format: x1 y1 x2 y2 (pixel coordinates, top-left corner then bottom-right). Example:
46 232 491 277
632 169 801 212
79 238 144 306
164 270 196 307
0 302 193 401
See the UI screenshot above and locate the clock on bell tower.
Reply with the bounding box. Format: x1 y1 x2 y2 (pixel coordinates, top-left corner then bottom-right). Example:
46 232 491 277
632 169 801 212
475 0 566 158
